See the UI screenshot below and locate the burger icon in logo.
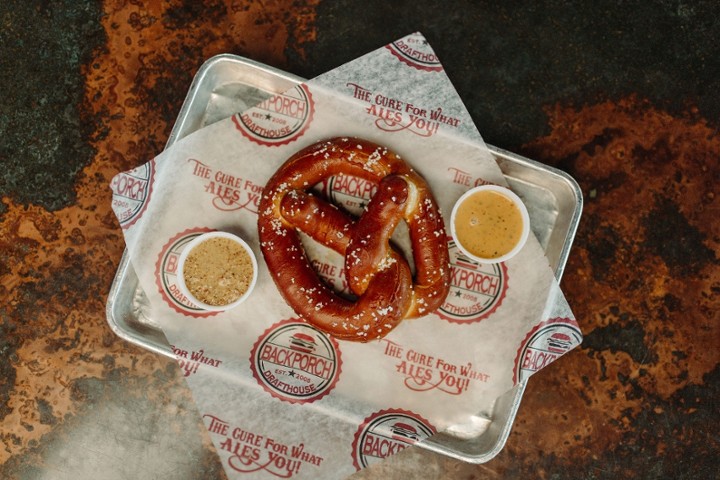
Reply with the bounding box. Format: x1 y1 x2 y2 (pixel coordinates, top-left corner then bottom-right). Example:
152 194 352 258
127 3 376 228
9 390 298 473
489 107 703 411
250 320 342 403
351 409 435 470
513 318 582 385
546 332 573 354
389 422 421 442
289 332 317 354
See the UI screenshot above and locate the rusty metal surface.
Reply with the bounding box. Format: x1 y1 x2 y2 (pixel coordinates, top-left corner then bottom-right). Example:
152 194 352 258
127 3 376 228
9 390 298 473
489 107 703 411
1 1 717 479
104 53 583 465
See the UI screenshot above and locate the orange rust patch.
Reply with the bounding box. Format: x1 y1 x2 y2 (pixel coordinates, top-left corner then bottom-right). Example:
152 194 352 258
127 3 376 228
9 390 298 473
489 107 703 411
495 97 719 473
1 0 318 466
437 98 719 479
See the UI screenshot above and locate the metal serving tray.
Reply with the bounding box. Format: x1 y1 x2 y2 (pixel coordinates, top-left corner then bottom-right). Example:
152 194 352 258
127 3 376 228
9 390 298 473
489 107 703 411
105 54 582 463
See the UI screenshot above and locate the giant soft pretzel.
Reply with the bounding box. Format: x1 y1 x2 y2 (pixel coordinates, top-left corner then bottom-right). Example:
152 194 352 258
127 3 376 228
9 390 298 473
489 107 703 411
258 137 450 342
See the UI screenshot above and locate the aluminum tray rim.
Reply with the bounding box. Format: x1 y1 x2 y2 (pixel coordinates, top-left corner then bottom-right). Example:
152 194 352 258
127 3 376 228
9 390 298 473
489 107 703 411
105 52 583 465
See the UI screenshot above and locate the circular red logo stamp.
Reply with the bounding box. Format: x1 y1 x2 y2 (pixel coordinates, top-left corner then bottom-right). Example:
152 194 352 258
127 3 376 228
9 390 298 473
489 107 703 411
250 319 342 404
385 33 443 72
351 409 435 470
513 317 582 385
321 172 378 216
437 240 509 324
154 227 218 317
232 84 314 146
110 159 155 229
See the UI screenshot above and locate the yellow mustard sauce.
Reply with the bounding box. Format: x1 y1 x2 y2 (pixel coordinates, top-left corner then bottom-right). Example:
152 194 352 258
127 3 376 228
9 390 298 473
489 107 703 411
454 190 524 259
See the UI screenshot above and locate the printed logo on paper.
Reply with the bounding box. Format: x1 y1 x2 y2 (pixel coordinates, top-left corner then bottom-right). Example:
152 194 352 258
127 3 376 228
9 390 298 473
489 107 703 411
380 339 490 394
155 228 217 317
351 409 435 470
187 158 263 213
250 319 342 403
513 317 583 385
233 84 314 146
385 33 443 72
320 172 378 216
171 345 223 377
346 83 459 137
204 414 325 478
437 240 509 324
110 159 155 229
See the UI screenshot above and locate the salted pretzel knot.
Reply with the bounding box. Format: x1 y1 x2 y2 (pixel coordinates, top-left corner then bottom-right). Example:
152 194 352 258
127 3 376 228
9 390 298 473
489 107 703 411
258 137 450 342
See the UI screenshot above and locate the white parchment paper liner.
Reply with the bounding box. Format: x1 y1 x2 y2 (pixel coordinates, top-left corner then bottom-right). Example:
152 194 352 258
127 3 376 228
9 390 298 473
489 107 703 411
111 33 582 479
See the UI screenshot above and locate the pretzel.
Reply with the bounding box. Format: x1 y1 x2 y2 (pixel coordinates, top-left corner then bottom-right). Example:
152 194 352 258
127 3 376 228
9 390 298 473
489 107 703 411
258 137 450 342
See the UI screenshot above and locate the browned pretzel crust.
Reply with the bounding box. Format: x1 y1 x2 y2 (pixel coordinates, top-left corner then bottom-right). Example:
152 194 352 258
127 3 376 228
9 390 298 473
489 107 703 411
258 137 450 342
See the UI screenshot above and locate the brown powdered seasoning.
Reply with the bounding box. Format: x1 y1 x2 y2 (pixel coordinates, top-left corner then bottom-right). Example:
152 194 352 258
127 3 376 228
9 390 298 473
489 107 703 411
182 237 254 306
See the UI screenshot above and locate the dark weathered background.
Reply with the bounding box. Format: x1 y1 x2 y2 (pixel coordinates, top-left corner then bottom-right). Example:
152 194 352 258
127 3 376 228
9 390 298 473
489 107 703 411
1 1 717 478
